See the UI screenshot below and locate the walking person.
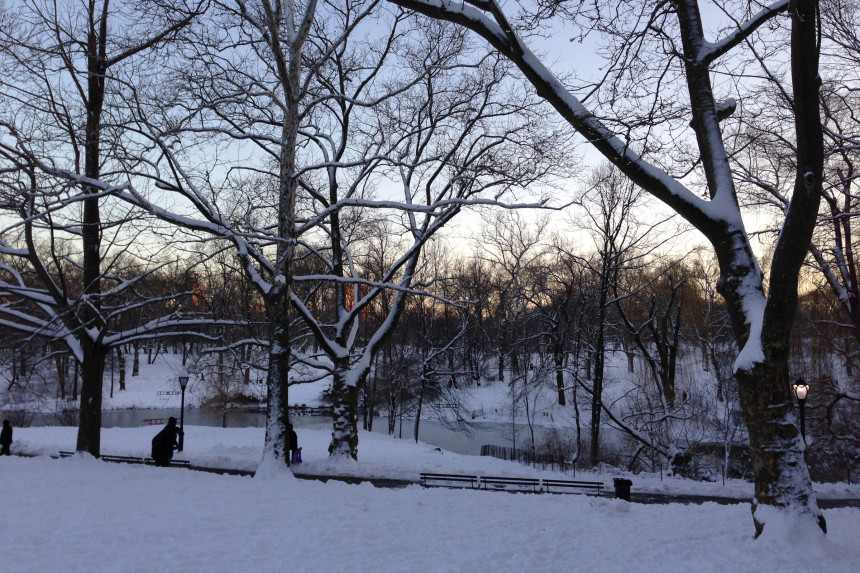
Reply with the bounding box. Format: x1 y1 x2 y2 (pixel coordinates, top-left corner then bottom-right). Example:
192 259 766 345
0 420 12 456
288 423 301 464
151 417 181 467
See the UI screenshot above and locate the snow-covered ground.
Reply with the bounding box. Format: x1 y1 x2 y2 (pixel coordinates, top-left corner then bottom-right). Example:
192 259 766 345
3 438 860 573
5 352 860 571
10 423 860 500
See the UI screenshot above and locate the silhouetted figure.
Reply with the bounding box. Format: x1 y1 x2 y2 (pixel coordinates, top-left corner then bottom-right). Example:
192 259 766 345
151 417 181 467
0 420 12 456
288 423 300 464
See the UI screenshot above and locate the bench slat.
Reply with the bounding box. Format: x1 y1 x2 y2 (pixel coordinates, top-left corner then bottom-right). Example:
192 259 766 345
542 479 603 495
420 473 479 489
481 476 540 491
101 455 146 463
481 477 539 484
144 458 191 466
420 472 605 496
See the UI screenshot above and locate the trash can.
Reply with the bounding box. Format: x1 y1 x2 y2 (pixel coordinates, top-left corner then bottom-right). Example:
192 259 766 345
613 478 632 501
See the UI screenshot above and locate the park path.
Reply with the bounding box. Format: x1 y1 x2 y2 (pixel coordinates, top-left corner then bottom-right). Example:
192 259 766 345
188 462 860 508
24 453 860 508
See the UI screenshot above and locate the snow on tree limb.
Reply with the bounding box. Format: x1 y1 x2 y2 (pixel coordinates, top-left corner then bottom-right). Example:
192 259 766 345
699 0 790 65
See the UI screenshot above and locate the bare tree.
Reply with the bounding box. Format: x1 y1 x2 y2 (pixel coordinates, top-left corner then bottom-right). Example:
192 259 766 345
118 0 391 470
387 0 827 534
0 0 205 456
571 165 673 464
290 28 565 459
476 211 549 385
122 7 569 461
727 0 860 486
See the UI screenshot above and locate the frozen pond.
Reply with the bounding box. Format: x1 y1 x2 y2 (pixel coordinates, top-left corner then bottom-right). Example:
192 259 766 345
28 407 582 457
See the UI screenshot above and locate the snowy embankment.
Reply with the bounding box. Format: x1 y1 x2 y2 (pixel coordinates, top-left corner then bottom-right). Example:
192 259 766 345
12 424 860 500
3 453 859 573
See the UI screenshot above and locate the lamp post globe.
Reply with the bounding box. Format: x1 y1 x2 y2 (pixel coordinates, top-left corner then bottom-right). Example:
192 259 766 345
178 376 189 452
792 378 809 442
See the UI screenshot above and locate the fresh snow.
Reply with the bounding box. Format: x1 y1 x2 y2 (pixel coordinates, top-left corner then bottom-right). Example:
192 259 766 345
3 433 860 573
5 352 860 571
10 423 860 500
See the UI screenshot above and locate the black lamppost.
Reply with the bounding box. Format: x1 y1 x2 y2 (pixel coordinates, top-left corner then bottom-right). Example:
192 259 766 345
793 378 809 443
178 376 189 452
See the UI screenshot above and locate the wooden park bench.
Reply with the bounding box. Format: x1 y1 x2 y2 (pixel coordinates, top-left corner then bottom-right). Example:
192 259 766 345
541 478 603 496
420 472 479 489
102 454 147 464
419 471 604 496
480 475 541 492
59 451 190 467
144 457 191 467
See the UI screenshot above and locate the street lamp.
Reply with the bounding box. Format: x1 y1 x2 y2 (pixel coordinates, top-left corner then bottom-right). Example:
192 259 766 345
793 378 809 443
178 376 189 452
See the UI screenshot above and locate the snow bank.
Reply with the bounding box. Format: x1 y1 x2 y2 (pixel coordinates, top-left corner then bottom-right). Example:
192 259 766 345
2 455 859 573
11 425 860 499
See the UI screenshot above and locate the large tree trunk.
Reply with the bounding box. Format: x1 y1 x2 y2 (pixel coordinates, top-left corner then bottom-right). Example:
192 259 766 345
677 0 826 535
733 0 825 535
261 293 292 470
256 0 312 474
329 365 360 459
736 364 824 535
76 344 106 455
74 7 107 457
259 156 298 471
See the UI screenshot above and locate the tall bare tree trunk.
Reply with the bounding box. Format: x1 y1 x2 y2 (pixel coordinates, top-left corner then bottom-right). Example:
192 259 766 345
75 3 108 456
117 347 126 391
329 364 360 458
53 346 67 400
259 0 307 470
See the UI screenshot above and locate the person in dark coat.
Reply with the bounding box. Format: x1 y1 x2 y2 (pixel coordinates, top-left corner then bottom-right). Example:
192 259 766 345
151 417 181 467
288 423 300 464
0 420 12 456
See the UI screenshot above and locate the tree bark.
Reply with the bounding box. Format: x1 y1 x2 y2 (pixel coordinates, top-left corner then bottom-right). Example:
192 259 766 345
262 294 292 467
133 343 140 376
74 0 109 457
555 344 566 406
329 365 360 458
55 350 67 400
76 344 106 454
736 363 824 535
117 347 126 391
